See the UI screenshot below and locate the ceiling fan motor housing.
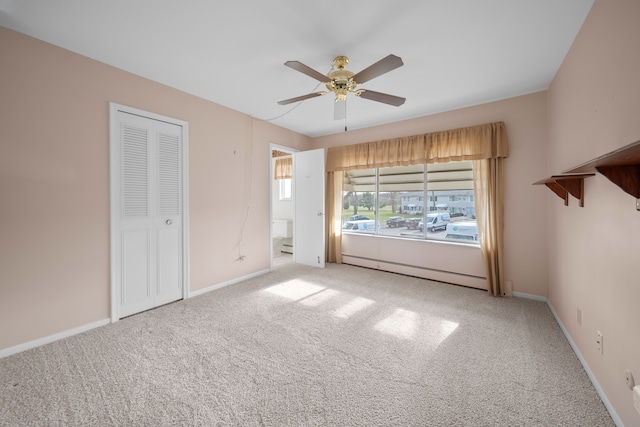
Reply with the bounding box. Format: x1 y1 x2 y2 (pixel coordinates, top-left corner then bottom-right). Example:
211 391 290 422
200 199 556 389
327 56 357 101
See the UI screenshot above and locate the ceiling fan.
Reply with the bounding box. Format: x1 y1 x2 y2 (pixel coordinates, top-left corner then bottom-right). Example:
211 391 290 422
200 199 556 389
278 54 406 120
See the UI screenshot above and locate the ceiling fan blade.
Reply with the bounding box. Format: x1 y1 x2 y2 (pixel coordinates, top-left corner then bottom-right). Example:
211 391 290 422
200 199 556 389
357 90 406 106
351 54 404 84
334 100 346 120
278 92 325 105
284 61 329 82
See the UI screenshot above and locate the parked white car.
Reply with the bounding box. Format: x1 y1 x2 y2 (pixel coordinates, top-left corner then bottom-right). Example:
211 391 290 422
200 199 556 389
418 212 451 232
444 221 478 242
342 220 376 232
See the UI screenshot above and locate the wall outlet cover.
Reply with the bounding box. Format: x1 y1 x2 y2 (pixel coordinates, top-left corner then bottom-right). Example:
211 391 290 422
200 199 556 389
626 369 636 390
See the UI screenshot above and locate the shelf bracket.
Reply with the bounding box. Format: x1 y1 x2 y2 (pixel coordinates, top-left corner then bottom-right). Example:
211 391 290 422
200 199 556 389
558 177 586 207
595 164 640 199
544 181 569 206
533 174 594 207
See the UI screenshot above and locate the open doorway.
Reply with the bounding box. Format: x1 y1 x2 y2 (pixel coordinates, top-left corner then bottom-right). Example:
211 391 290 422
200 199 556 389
270 144 295 268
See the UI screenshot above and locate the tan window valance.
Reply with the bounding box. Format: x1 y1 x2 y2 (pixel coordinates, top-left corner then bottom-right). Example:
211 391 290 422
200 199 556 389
274 157 292 180
326 121 508 172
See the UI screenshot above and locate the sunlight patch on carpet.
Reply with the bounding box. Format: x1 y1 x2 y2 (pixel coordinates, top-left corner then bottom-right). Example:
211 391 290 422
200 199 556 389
374 308 418 339
332 297 375 319
434 318 459 343
263 279 325 301
423 314 459 346
298 288 341 307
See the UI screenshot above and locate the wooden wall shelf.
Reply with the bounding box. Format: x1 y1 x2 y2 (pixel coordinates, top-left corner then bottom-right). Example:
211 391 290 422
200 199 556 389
534 140 640 209
564 140 640 199
533 174 595 207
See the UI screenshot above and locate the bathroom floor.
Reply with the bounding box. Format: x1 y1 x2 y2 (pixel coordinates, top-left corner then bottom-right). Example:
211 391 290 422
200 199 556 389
273 253 293 268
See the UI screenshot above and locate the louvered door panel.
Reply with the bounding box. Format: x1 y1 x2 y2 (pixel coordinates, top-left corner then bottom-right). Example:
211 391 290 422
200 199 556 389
158 132 181 216
122 125 149 218
119 122 153 316
155 129 182 305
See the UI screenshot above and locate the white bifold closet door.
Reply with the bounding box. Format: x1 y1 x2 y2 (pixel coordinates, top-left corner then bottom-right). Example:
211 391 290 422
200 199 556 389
115 111 183 318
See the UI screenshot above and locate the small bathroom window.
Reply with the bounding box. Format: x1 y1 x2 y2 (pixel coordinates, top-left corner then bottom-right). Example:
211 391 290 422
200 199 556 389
279 178 292 200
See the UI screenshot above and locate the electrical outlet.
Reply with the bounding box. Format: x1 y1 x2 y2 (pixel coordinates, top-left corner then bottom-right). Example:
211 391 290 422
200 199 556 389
626 369 635 390
504 280 513 296
596 331 603 355
577 308 582 326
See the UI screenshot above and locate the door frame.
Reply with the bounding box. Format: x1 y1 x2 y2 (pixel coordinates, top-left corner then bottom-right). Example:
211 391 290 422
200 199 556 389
109 102 190 322
269 143 297 270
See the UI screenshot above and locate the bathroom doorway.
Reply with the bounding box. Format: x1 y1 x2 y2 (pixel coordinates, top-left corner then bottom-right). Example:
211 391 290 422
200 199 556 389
270 144 295 268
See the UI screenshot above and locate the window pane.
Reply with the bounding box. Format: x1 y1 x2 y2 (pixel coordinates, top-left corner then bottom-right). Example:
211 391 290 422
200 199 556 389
426 161 477 244
377 165 425 238
279 178 292 200
342 169 377 234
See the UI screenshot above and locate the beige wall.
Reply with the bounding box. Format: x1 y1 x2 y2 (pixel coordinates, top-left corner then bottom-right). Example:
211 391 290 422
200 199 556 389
314 91 549 296
0 28 312 350
546 0 640 425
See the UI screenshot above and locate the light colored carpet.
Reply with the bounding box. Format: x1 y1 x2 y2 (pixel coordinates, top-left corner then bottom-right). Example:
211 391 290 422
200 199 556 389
0 263 614 426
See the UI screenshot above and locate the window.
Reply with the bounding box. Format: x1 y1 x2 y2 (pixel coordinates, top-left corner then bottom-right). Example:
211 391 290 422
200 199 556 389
279 178 292 200
342 161 477 244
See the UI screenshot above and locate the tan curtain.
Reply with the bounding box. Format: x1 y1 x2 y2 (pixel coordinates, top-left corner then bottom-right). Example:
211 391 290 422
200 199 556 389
473 158 507 296
326 171 343 263
326 122 508 171
274 157 292 180
325 121 508 296
425 122 508 162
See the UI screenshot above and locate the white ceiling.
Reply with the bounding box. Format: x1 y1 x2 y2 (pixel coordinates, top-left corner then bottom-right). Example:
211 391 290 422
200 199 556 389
0 0 594 137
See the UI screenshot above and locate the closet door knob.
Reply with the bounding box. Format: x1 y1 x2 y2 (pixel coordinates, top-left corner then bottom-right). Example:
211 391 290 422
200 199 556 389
166 219 172 225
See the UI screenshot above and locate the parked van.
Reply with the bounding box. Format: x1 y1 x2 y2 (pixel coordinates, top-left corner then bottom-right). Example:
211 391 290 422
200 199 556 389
444 221 478 242
342 220 376 233
418 212 450 232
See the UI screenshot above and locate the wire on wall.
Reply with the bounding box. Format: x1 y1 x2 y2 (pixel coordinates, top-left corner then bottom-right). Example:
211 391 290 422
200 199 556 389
235 117 254 262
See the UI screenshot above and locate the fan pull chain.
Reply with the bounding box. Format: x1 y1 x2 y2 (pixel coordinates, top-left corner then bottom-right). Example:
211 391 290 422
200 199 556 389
344 98 348 132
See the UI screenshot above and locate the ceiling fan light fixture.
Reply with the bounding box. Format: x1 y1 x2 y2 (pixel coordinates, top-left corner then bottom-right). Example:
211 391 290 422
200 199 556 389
335 91 348 101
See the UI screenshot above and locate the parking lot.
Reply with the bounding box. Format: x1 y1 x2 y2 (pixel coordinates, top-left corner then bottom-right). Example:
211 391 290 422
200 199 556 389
343 215 477 242
379 224 447 240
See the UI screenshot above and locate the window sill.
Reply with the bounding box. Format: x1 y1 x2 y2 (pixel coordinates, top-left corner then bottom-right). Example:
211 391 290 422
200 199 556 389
342 231 480 248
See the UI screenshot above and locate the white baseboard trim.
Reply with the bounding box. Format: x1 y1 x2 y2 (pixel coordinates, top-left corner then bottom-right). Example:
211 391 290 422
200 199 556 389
0 318 111 359
512 291 547 301
514 292 623 427
189 268 270 298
